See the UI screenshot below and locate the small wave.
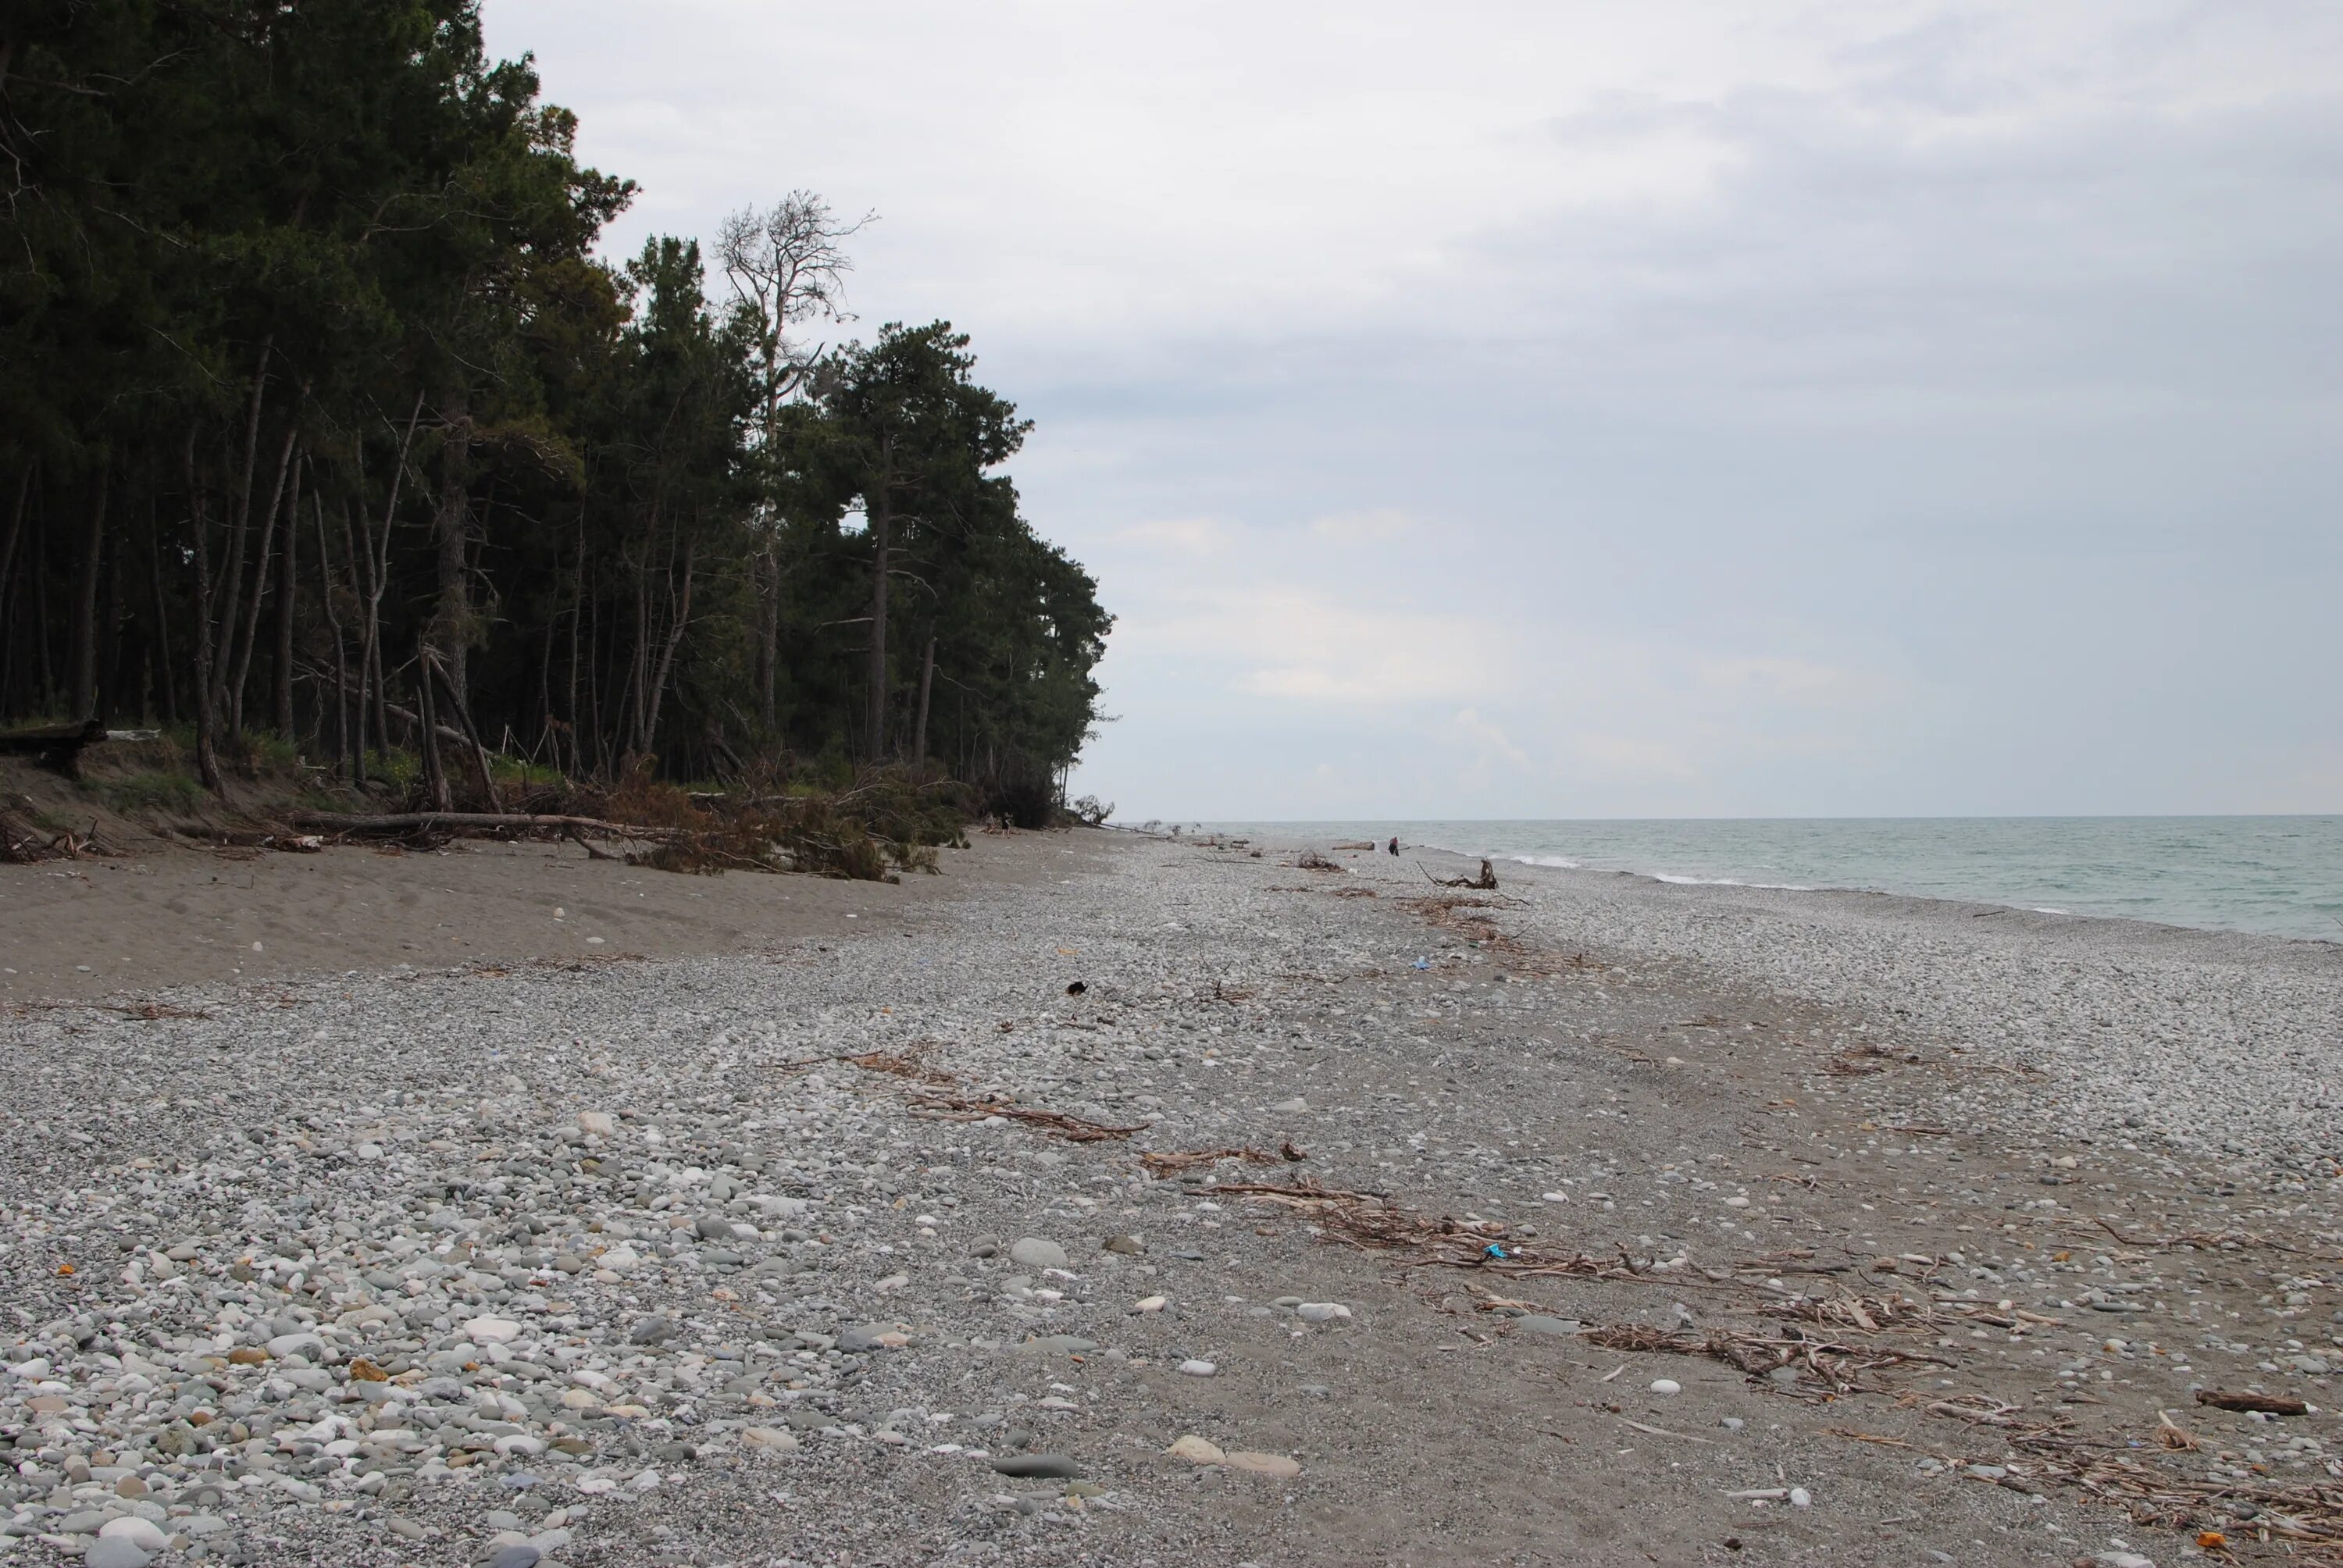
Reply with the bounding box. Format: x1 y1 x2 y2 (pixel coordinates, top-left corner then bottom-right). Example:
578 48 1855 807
1507 854 1581 869
1651 872 1817 892
2033 907 2070 915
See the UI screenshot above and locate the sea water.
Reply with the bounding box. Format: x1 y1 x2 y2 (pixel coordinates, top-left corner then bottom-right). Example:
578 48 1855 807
1200 818 2343 943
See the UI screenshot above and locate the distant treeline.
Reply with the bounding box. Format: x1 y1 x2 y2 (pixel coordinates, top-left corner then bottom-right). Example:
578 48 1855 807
0 2 1111 799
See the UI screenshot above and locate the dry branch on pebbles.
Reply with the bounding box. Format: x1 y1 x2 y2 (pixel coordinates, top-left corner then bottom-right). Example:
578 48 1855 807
833 1047 1146 1141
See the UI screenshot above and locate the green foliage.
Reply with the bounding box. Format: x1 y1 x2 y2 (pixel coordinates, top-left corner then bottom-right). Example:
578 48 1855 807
489 755 568 788
98 770 205 816
0 2 1109 807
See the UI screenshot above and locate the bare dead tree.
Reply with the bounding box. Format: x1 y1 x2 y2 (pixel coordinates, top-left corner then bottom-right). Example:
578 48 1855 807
715 191 872 727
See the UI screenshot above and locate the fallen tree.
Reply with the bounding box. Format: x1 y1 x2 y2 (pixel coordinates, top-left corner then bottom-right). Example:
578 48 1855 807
289 811 676 838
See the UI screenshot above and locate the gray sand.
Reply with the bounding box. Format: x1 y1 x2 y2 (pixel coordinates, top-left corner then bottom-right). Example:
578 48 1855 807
3 829 2340 1566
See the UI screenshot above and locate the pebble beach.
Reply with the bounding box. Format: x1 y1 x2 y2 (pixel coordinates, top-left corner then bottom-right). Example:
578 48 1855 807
5 830 2342 1567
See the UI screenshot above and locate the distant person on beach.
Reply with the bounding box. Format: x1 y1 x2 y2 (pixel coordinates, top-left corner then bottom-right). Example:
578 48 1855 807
1387 836 1400 855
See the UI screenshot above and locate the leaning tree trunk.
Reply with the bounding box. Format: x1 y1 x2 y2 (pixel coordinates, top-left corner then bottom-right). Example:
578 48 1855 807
414 660 452 811
230 436 297 738
213 343 277 729
640 536 694 756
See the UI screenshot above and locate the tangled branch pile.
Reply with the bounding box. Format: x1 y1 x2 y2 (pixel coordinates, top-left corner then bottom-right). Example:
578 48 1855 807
1584 1323 1952 1396
291 768 972 882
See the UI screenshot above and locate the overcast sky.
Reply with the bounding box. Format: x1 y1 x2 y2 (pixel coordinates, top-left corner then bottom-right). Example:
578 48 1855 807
487 0 2341 821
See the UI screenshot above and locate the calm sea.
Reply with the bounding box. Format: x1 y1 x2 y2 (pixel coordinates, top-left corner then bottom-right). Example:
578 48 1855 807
1200 818 2343 943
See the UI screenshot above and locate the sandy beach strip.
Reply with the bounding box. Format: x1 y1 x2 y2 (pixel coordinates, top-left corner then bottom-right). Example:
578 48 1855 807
3 829 2341 1566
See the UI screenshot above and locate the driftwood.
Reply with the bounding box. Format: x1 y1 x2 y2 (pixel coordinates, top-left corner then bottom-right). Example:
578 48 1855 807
1140 1146 1285 1174
0 802 113 862
171 825 323 853
2197 1390 2309 1416
1421 857 1500 890
907 1092 1147 1142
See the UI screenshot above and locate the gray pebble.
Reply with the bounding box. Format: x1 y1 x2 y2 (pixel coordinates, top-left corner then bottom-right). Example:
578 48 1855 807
85 1542 152 1568
1007 1236 1068 1270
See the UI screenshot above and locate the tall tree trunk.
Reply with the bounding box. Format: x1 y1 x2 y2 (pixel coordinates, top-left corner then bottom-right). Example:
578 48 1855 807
184 430 223 791
317 492 348 775
432 390 472 700
335 499 365 786
537 535 558 757
865 483 890 761
145 496 177 726
70 466 107 719
0 469 27 715
567 521 584 777
912 632 936 764
0 469 27 620
755 545 779 729
33 510 55 712
95 498 121 723
414 664 452 811
626 533 650 758
275 455 303 738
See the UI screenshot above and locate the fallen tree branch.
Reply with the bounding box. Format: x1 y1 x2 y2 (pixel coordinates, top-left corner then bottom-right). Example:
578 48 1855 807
907 1092 1147 1142
1420 857 1500 890
2197 1390 2309 1417
1139 1146 1285 1174
290 810 679 839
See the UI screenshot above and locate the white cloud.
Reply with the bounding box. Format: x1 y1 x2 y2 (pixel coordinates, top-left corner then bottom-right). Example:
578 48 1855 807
1139 584 1510 706
1453 707 1531 769
1696 655 1895 707
484 0 2343 817
1310 508 1416 543
1573 733 1700 780
1115 516 1231 555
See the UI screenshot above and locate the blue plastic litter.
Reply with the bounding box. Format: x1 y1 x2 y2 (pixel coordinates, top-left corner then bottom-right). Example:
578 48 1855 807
1485 1243 1507 1259
1411 957 1431 970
